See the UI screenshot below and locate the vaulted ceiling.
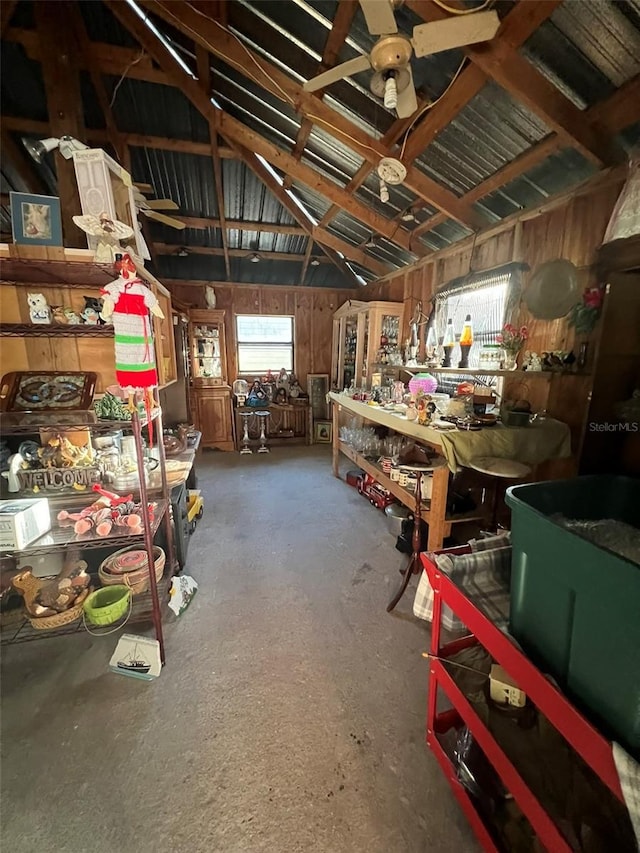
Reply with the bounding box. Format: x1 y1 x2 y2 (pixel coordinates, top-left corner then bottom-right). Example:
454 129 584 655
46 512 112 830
2 0 639 288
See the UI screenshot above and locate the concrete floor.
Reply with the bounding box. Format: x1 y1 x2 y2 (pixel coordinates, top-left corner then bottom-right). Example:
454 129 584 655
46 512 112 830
1 446 477 853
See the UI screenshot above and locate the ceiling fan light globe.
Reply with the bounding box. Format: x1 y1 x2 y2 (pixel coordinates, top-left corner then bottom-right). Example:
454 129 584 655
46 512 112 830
383 76 398 110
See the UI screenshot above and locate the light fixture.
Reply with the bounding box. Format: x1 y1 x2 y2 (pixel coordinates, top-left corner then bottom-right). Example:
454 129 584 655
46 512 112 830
22 135 89 163
379 178 389 204
249 252 261 263
401 210 416 222
383 72 398 111
310 257 320 267
176 247 189 257
365 235 377 249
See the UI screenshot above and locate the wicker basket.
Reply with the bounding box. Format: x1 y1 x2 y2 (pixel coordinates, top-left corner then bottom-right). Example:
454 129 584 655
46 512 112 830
12 571 92 630
98 546 165 595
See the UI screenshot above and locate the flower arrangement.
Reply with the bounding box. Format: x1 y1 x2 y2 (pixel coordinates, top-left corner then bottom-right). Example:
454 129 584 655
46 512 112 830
496 324 529 355
568 285 605 334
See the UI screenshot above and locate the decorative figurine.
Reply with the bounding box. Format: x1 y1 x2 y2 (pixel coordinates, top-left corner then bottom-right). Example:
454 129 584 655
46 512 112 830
100 253 164 431
73 211 135 264
522 351 543 372
276 368 290 394
81 296 106 325
289 376 302 399
246 379 268 407
27 292 51 324
274 387 288 405
205 285 217 309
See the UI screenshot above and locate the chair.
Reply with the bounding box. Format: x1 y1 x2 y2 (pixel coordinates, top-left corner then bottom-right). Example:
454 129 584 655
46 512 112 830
468 455 532 532
387 455 448 613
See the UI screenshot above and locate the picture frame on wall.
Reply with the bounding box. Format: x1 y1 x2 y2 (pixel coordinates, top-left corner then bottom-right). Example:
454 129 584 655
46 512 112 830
10 192 63 247
307 373 329 421
314 421 332 444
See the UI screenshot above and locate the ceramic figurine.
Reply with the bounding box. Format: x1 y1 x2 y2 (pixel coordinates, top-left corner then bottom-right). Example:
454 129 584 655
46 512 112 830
2 454 24 492
64 307 82 324
276 368 290 394
289 377 302 399
247 379 268 407
51 305 68 324
274 387 288 405
205 285 217 309
27 292 51 324
81 296 106 325
522 351 543 372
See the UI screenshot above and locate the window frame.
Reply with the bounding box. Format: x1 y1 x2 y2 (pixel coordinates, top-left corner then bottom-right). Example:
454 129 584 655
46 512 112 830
235 313 295 377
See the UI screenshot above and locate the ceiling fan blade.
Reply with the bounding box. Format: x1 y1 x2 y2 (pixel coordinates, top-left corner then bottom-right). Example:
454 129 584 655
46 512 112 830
133 182 153 194
396 66 418 119
303 55 372 92
411 10 500 58
359 0 397 35
142 210 186 229
145 199 180 210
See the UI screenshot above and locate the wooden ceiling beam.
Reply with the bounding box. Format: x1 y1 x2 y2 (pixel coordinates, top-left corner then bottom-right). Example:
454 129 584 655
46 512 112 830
105 0 412 268
155 243 332 263
138 0 482 230
173 216 306 234
34 1 86 249
299 240 315 285
196 44 231 280
406 0 620 167
289 0 359 164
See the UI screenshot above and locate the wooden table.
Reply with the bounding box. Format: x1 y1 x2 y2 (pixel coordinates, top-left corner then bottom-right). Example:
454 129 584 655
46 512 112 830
329 393 464 550
234 403 312 449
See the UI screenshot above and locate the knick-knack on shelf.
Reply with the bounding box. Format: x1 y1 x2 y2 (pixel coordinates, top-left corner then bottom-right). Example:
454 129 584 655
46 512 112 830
27 292 51 324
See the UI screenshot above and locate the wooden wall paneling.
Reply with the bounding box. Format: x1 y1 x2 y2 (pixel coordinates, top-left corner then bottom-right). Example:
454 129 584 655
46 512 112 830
311 290 341 374
76 338 117 392
294 290 312 383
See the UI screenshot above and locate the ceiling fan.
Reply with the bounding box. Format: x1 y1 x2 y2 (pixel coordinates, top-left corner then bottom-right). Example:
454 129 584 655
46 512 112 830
132 184 186 230
303 0 500 120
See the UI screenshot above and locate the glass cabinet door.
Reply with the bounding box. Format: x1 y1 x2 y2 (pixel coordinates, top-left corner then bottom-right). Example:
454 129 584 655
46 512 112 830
342 315 357 388
193 323 223 382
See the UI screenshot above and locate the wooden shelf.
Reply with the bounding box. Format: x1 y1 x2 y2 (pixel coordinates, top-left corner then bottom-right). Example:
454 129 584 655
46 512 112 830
401 366 589 379
0 323 114 338
338 441 483 526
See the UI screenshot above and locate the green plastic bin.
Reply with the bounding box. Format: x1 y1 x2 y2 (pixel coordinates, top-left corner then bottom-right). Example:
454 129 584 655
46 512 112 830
505 476 640 754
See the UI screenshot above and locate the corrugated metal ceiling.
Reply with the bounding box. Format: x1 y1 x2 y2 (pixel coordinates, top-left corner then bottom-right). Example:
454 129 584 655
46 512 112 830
1 0 639 289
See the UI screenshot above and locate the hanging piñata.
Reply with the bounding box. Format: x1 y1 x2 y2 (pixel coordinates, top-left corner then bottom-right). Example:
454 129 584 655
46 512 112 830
101 253 164 441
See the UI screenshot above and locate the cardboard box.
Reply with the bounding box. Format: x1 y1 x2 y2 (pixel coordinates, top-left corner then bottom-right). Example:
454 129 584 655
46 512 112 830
0 498 51 550
490 664 526 708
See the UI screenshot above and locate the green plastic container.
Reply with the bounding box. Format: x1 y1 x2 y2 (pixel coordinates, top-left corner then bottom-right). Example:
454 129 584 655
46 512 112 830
83 585 131 626
506 476 640 754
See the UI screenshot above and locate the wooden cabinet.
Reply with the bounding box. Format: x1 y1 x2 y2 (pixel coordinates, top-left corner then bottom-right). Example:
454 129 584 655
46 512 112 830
331 300 404 389
188 309 228 387
152 281 177 388
188 309 234 450
190 386 234 451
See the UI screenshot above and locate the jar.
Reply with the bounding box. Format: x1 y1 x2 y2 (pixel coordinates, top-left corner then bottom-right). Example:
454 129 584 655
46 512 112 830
480 344 502 371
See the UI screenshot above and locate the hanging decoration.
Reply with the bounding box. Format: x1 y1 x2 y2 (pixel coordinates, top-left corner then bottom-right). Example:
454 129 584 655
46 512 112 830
567 285 605 335
100 253 164 442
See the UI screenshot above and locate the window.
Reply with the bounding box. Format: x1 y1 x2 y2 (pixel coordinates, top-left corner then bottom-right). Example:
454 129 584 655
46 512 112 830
236 315 294 374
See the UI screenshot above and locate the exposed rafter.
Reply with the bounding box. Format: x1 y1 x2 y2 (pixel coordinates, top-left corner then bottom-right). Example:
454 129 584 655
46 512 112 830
406 0 621 167
155 244 332 264
299 240 314 285
103 0 391 283
196 44 231 279
138 0 483 231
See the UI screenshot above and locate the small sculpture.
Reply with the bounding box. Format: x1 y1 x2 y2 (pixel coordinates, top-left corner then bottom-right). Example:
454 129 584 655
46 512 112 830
205 285 217 309
289 377 302 399
27 292 51 324
274 387 288 405
276 368 290 394
2 453 24 492
73 212 135 264
246 379 268 407
522 351 543 372
81 296 106 325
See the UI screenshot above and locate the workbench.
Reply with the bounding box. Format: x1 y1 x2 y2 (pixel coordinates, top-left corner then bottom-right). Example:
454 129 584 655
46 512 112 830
329 393 571 551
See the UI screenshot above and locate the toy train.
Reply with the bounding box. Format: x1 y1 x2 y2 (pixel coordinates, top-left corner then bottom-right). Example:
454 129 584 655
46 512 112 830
357 473 395 510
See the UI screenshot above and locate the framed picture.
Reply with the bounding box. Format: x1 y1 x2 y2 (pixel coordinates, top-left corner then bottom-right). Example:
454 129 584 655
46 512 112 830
10 192 63 247
314 420 332 444
307 373 329 420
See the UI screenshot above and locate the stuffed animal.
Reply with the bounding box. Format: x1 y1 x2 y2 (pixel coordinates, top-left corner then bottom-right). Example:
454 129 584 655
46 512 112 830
81 296 105 325
27 292 51 324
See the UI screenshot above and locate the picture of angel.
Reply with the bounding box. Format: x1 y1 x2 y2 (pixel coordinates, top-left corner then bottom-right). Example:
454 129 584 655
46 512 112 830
10 192 63 247
22 203 51 239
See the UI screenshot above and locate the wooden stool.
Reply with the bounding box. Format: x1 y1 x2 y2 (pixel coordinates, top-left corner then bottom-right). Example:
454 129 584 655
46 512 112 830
468 455 531 532
387 455 448 613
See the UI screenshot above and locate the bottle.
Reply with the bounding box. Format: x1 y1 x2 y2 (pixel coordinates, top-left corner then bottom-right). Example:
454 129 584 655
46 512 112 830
458 314 473 369
442 318 455 368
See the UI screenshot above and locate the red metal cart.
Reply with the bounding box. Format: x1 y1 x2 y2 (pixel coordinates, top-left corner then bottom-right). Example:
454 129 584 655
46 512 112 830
421 547 625 852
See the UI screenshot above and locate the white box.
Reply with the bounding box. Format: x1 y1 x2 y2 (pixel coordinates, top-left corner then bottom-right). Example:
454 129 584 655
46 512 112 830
0 498 51 550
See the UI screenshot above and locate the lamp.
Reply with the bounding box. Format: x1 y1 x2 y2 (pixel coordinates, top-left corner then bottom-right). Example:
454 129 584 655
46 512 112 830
176 247 189 257
383 72 398 110
310 257 320 266
401 210 416 222
379 178 389 204
22 135 89 164
365 235 377 248
249 252 261 263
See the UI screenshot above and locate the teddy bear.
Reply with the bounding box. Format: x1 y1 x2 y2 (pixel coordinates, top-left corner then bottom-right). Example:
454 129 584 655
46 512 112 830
27 292 51 324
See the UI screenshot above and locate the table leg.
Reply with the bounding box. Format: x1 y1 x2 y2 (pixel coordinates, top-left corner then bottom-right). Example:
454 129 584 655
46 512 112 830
332 402 340 478
427 465 449 551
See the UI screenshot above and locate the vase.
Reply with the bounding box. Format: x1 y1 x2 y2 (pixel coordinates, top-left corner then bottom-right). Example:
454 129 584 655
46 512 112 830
502 351 519 371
